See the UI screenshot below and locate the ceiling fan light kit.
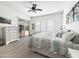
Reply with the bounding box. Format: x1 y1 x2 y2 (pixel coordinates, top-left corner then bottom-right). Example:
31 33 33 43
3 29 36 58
25 3 42 13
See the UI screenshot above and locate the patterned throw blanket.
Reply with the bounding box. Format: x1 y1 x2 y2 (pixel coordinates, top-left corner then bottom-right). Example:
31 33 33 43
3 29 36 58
29 32 48 48
50 37 60 54
29 37 41 48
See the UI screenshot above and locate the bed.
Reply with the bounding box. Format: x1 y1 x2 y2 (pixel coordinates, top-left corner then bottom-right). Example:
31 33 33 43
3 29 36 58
28 32 79 58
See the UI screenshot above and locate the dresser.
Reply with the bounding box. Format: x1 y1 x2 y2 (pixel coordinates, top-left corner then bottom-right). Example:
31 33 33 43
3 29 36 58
3 26 19 45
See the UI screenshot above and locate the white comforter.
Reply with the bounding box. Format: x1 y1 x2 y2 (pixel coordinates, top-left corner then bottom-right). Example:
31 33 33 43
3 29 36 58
29 32 73 55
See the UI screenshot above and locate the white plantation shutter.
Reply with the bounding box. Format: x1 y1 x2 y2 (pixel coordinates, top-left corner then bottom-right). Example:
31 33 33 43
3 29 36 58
32 12 63 33
47 20 53 32
40 20 46 32
35 20 40 32
35 20 53 32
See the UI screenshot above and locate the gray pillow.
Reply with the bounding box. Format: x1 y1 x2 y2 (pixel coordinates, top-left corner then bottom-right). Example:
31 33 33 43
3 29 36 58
62 32 76 41
56 31 64 38
72 34 79 44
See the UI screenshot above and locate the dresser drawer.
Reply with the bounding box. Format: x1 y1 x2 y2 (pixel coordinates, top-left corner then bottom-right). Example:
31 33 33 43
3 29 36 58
4 27 19 45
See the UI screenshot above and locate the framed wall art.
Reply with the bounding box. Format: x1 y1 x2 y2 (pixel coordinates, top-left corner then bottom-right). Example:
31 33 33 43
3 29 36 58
0 16 11 24
66 14 69 24
66 8 74 24
66 1 79 24
74 1 79 22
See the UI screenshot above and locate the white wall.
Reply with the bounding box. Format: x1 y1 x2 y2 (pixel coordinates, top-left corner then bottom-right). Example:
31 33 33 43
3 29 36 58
63 1 77 28
0 4 17 26
30 12 63 35
63 1 79 33
0 4 31 27
65 21 79 33
0 4 31 40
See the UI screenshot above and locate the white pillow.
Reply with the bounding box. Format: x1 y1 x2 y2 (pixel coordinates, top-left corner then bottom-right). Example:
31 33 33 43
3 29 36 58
62 32 76 41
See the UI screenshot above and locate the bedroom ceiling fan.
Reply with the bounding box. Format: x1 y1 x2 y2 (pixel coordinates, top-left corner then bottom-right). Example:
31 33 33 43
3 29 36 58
25 3 42 13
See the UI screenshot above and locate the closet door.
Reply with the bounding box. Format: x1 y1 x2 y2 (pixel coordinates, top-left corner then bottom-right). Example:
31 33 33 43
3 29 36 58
40 20 46 32
35 20 40 32
47 20 53 32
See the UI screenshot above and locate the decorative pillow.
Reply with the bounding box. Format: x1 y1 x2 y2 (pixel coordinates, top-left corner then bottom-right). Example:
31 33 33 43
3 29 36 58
62 32 76 41
56 31 64 38
56 30 69 38
72 34 79 44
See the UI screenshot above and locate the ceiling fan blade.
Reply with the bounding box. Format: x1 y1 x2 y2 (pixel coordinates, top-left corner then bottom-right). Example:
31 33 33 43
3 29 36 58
28 10 32 12
35 9 42 11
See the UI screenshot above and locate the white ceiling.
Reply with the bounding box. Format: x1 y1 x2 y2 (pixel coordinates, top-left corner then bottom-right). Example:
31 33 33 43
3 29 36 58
0 1 77 17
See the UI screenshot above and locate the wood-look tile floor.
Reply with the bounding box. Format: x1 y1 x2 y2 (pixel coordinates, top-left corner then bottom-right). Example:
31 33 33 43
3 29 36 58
0 37 46 58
